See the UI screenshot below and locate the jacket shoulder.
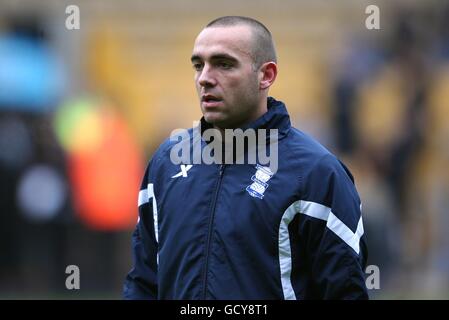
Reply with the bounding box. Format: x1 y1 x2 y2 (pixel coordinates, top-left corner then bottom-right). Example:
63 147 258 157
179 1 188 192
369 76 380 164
149 128 195 167
285 128 361 229
285 127 336 170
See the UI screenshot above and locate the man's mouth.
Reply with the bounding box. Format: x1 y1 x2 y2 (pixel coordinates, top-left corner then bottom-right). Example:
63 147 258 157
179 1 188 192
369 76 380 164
202 95 223 107
202 95 222 102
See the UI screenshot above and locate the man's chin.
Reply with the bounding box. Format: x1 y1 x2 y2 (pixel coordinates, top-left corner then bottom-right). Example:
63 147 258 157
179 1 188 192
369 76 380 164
203 113 224 125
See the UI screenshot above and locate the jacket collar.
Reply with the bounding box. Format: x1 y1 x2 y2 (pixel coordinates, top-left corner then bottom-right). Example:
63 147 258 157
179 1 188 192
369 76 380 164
200 96 291 138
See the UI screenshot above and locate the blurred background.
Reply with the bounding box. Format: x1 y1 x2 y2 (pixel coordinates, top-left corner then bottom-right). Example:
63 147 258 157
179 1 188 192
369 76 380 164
0 0 448 299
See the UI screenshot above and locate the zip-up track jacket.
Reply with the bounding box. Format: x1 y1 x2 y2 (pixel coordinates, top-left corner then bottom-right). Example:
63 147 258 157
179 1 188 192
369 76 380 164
124 97 368 299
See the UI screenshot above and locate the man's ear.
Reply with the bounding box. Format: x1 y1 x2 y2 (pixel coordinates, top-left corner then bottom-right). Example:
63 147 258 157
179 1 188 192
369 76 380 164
259 62 277 90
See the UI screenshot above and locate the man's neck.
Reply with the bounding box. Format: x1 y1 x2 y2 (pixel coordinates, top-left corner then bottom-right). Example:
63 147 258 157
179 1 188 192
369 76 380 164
214 97 268 138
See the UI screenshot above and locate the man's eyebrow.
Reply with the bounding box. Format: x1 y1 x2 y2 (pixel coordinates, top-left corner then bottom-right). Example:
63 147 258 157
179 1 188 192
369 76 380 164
209 54 238 62
191 54 201 62
190 53 238 63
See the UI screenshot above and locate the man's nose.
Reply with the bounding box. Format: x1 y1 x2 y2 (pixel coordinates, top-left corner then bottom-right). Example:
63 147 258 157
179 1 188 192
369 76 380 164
198 65 216 88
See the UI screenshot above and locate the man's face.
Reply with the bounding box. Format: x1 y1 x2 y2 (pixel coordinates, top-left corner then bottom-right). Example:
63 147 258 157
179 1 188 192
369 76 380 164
191 25 261 129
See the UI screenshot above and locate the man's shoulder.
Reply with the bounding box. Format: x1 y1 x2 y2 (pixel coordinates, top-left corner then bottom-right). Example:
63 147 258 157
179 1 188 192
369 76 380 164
149 127 195 165
285 128 333 164
285 127 353 182
286 129 361 231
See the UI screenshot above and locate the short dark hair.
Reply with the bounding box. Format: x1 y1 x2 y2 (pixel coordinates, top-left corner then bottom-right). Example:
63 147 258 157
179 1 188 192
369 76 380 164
205 16 277 69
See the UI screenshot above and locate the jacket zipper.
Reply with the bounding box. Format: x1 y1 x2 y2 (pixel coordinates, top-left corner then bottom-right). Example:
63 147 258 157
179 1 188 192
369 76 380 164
202 164 225 299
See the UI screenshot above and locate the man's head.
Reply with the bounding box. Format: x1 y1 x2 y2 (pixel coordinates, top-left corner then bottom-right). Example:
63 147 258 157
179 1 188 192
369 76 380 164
191 16 278 129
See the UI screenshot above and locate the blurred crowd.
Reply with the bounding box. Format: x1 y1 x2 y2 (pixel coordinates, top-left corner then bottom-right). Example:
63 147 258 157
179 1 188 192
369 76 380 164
0 0 448 298
329 4 449 298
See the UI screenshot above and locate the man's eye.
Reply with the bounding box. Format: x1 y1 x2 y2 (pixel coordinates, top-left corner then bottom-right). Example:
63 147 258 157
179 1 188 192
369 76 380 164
193 63 203 71
218 62 232 69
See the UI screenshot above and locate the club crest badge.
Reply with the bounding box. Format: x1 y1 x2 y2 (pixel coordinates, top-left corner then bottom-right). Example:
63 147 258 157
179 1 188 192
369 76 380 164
246 164 274 199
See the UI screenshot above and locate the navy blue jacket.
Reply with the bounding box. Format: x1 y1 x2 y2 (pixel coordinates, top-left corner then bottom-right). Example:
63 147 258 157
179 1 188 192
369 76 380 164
124 97 368 299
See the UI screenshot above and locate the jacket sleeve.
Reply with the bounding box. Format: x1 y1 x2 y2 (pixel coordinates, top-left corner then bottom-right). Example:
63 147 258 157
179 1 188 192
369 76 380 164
299 154 368 300
123 163 159 299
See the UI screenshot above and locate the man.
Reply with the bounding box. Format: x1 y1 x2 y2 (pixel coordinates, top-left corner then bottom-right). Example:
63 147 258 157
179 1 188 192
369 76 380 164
124 16 368 300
